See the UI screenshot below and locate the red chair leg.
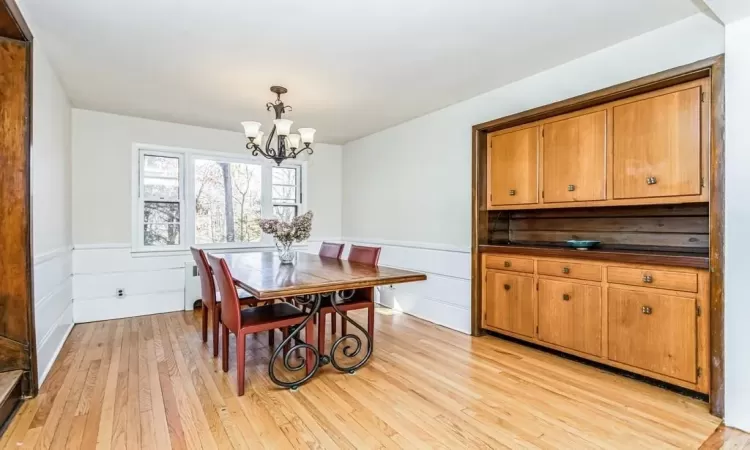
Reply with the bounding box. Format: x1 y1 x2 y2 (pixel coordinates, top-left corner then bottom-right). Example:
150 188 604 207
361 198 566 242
268 330 275 348
341 311 348 336
368 304 375 344
201 302 208 342
306 319 315 375
222 324 229 373
282 327 290 358
317 312 326 357
212 305 221 357
331 311 337 334
236 332 246 396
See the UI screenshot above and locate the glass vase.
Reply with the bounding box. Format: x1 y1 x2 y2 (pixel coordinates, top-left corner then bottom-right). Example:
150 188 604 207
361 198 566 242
275 240 295 264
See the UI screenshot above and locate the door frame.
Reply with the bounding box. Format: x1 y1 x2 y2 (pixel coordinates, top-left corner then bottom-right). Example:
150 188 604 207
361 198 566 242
470 55 725 416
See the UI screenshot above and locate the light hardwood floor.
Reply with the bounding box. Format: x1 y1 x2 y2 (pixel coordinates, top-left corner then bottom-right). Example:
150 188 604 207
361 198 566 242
1 308 725 449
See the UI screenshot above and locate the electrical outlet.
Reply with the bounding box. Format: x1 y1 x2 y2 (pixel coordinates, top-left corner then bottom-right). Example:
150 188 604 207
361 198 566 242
116 288 125 298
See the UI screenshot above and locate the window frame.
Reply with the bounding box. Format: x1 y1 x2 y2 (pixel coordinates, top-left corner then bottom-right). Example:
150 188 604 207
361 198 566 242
131 143 307 254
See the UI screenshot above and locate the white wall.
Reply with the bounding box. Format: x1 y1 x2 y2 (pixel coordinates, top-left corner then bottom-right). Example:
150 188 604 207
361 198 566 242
71 109 343 322
724 14 750 433
31 43 74 385
341 14 725 333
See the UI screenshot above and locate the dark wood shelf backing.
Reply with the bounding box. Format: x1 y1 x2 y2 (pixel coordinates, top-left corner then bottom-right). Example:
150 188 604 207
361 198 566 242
478 244 709 269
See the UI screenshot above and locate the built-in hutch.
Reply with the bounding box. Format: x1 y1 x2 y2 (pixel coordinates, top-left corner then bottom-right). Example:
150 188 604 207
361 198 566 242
471 57 725 416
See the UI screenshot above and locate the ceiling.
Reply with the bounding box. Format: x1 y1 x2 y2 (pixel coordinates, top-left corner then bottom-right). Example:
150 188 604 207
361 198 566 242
19 0 705 144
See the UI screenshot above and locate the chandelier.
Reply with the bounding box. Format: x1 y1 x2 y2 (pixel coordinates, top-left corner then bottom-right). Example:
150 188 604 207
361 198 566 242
241 86 316 165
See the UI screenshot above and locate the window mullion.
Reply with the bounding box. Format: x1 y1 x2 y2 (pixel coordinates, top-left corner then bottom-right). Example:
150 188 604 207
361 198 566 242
261 164 273 245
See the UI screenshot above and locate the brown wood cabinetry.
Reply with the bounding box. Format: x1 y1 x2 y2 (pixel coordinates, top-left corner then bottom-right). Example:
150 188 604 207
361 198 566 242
542 110 607 203
483 270 535 337
538 279 602 356
487 126 539 206
481 253 709 393
608 288 697 383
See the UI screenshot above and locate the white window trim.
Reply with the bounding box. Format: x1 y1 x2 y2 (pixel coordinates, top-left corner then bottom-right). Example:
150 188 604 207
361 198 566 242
131 143 308 254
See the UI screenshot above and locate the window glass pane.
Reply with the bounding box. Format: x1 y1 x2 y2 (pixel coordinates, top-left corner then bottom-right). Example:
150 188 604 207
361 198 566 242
272 185 296 204
144 155 179 178
194 159 262 244
144 223 180 246
144 177 179 200
273 205 297 222
272 167 296 185
144 202 180 223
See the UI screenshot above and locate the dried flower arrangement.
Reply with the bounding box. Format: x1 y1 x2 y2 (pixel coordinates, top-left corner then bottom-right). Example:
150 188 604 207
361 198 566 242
258 211 313 263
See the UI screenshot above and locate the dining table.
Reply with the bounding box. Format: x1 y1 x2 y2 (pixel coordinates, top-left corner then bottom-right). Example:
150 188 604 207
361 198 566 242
216 251 426 389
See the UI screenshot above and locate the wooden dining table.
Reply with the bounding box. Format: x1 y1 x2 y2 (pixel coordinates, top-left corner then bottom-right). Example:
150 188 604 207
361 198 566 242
216 251 426 389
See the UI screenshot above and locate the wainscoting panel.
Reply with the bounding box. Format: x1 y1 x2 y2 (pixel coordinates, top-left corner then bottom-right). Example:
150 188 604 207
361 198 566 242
33 247 74 385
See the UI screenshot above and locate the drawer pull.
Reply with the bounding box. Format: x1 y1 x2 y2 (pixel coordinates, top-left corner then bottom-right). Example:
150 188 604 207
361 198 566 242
503 284 511 291
509 189 516 196
567 184 575 192
642 274 653 284
646 176 658 185
641 305 653 315
562 267 570 274
504 261 511 268
562 294 570 301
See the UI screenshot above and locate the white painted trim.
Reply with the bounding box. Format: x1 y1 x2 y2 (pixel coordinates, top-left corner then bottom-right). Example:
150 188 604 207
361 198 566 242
74 243 131 250
343 237 470 254
37 304 74 386
34 245 74 265
35 274 73 307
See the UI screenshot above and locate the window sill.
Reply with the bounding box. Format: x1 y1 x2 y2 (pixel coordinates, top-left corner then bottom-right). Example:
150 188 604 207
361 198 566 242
130 243 309 258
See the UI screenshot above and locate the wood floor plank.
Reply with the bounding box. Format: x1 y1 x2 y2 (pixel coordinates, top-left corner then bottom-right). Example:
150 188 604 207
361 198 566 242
6 308 727 449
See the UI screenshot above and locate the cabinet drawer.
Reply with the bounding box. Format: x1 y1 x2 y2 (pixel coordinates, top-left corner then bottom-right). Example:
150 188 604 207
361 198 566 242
608 288 697 383
485 255 534 274
607 266 697 293
538 260 602 282
538 279 602 356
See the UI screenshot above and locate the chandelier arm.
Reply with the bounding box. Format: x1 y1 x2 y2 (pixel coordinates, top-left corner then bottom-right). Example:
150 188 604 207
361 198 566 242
266 124 278 157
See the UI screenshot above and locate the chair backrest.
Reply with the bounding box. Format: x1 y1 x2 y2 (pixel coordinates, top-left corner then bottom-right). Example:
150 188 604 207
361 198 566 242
347 245 381 266
191 247 217 308
319 242 345 259
206 254 241 332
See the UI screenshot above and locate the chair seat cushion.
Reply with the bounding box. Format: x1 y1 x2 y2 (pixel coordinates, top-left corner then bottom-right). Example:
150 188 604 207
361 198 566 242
240 302 307 327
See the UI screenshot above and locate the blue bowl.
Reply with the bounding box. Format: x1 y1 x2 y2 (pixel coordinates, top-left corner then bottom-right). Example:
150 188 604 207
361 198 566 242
566 240 601 250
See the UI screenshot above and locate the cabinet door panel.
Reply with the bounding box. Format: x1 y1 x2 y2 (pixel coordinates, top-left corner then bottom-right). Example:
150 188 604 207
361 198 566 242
488 126 539 206
613 87 702 199
608 288 696 382
543 110 607 203
538 279 602 356
485 271 534 337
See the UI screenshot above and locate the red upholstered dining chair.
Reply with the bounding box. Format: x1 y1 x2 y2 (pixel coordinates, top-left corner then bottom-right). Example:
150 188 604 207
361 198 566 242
207 254 314 396
191 247 265 357
318 245 381 352
318 242 345 259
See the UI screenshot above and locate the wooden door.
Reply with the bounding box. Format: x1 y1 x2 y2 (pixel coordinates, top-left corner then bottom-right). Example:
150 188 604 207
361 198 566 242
538 279 602 356
612 86 702 199
608 288 697 382
484 270 534 337
543 110 607 203
488 126 539 206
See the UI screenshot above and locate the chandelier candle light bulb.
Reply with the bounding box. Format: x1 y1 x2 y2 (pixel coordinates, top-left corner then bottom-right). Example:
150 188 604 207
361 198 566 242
242 86 316 165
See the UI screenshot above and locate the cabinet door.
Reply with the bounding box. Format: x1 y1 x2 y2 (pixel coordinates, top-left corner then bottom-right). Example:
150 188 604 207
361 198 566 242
538 279 602 356
608 288 697 382
543 110 607 203
484 270 534 337
613 86 702 199
488 126 539 206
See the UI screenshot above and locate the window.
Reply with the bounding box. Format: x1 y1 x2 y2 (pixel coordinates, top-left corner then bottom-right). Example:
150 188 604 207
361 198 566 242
134 146 305 251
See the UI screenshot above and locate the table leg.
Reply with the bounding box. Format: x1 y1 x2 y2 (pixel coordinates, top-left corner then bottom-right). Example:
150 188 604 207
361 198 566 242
326 290 374 375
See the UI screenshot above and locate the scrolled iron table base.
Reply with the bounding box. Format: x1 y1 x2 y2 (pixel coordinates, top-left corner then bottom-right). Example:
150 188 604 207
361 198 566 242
268 289 373 390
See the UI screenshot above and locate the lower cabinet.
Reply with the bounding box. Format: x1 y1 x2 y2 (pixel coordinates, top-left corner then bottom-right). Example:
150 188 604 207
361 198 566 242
481 254 708 394
484 270 534 337
608 288 697 383
538 279 602 356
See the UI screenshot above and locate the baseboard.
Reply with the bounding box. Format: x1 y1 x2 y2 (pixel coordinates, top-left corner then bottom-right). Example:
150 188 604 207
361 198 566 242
74 290 184 323
36 303 74 386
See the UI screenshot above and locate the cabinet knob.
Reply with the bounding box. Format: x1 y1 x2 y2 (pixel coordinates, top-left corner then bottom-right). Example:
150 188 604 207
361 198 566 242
646 176 658 185
562 294 570 301
503 284 511 291
562 267 570 274
642 274 653 284
509 189 516 196
567 184 575 192
504 261 511 268
641 305 653 315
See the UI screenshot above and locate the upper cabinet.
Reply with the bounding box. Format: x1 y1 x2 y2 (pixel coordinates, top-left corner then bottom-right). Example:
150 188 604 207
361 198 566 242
487 125 539 206
542 110 607 203
485 79 708 210
612 86 703 200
